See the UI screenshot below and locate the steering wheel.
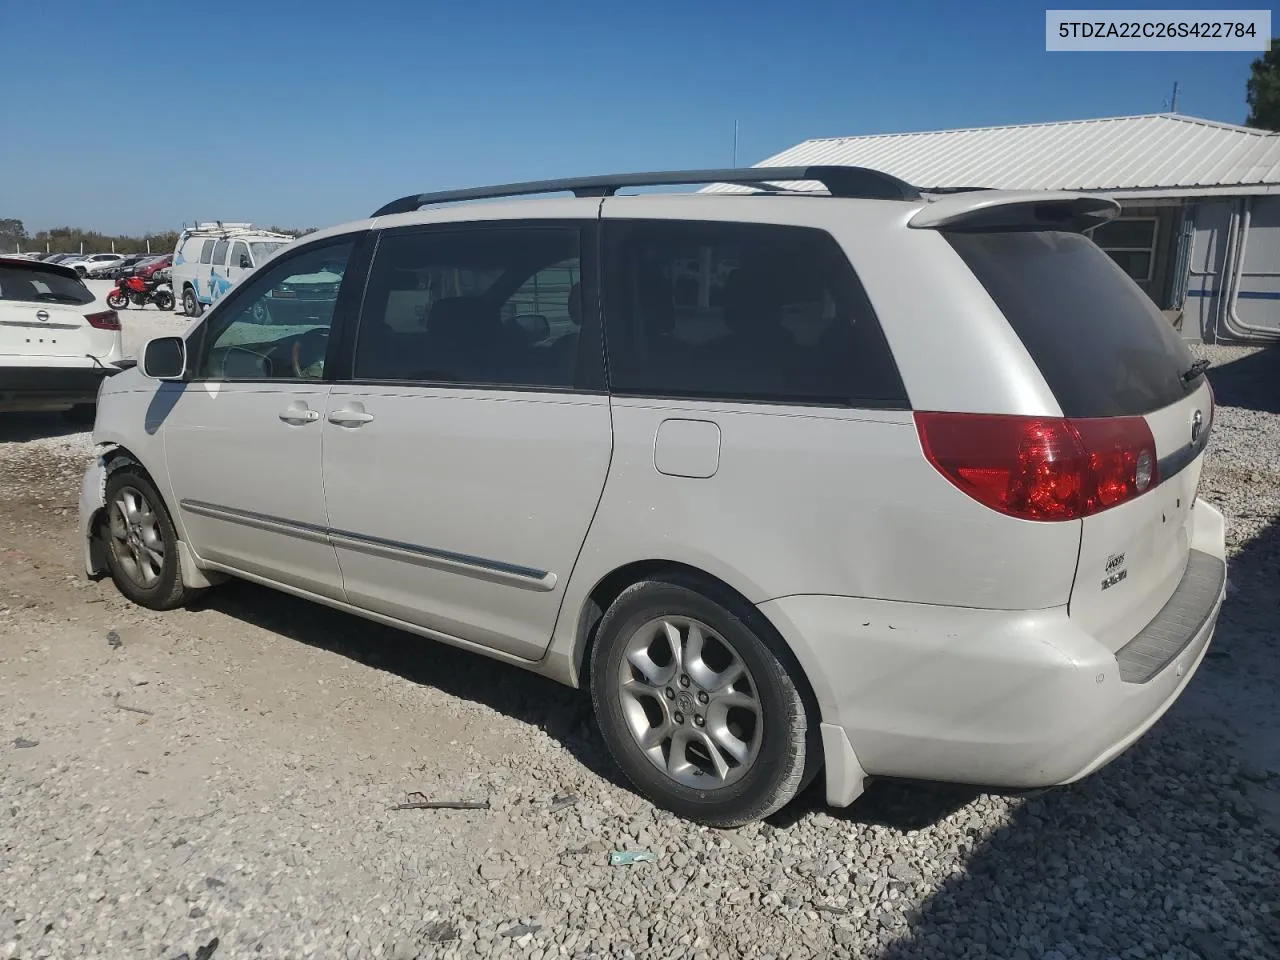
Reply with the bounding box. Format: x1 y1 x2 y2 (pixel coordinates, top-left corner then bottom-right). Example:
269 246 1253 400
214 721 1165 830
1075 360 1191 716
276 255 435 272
291 328 330 378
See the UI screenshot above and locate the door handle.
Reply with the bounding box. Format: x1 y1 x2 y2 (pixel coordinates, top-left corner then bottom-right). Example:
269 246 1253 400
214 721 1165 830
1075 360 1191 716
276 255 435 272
278 406 320 425
327 408 375 426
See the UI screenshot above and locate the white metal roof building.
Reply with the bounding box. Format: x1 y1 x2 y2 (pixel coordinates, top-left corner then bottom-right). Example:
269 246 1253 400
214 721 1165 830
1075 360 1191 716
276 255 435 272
707 114 1280 342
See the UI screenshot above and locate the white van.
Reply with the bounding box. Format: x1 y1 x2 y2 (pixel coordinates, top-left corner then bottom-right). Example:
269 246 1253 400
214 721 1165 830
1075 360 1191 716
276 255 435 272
171 223 293 317
82 166 1225 827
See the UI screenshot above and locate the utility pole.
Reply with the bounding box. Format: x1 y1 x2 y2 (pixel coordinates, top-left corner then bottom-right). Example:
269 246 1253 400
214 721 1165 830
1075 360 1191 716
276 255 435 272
1170 81 1180 112
733 120 739 167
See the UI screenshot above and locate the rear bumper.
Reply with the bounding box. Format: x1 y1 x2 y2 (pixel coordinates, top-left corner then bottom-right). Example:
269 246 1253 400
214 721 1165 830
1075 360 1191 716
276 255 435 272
761 497 1228 805
0 364 113 411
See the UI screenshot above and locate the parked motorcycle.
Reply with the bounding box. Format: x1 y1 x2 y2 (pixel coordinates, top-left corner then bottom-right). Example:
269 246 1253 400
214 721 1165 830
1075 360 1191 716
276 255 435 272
106 274 175 311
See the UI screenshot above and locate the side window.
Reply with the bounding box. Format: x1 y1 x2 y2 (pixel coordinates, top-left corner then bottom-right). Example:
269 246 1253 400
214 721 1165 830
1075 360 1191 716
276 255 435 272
230 241 250 269
602 220 907 407
195 238 354 381
500 257 581 338
199 240 215 264
212 240 230 267
354 226 582 389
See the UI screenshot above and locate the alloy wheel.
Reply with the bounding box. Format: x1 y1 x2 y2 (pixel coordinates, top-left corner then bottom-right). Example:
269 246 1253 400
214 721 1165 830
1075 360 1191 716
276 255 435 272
616 616 763 789
107 485 165 588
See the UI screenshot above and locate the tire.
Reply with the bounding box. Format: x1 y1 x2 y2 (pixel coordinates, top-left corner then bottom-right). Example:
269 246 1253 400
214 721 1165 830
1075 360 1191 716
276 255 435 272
182 286 202 318
102 465 200 610
590 574 814 827
154 289 175 311
106 291 128 310
74 266 87 277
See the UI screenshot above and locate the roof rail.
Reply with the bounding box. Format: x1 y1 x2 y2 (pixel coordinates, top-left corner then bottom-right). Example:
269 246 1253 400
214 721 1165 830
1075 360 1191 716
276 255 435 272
917 186 995 195
372 165 921 216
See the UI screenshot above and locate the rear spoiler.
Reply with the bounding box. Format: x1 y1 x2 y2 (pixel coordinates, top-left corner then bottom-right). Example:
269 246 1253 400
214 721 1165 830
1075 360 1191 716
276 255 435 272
909 191 1120 233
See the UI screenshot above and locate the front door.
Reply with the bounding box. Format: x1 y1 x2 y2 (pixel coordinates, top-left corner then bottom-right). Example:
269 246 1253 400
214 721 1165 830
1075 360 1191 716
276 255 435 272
162 234 361 600
208 238 234 306
227 240 253 289
320 215 612 660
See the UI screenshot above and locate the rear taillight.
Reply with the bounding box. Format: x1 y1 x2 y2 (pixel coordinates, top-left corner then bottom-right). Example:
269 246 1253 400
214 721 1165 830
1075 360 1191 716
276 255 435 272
914 411 1158 522
85 310 120 330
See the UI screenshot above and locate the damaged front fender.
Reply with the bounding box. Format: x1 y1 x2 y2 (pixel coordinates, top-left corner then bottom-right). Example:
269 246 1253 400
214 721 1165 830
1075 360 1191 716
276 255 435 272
78 444 118 578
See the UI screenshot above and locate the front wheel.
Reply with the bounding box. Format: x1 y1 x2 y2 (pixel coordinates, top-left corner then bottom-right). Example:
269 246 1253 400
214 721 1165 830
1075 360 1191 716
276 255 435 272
102 466 201 610
590 575 815 827
182 287 202 318
106 290 128 310
153 289 175 311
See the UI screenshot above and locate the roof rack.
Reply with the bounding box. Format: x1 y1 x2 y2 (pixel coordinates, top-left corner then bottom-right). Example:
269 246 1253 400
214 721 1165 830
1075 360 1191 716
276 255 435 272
178 222 294 239
918 186 995 195
372 165 921 216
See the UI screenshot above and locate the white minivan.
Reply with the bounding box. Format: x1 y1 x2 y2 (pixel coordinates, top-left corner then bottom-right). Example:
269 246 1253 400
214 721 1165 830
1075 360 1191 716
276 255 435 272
171 223 292 318
80 167 1227 827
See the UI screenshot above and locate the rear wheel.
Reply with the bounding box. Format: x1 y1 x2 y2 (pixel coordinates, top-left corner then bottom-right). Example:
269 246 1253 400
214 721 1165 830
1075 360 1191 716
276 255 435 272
590 575 814 827
103 467 200 610
154 289 175 311
182 286 202 318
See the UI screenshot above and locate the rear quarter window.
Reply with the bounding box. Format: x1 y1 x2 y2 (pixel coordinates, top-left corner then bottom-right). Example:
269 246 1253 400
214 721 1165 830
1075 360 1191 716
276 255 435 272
602 219 908 407
947 230 1198 418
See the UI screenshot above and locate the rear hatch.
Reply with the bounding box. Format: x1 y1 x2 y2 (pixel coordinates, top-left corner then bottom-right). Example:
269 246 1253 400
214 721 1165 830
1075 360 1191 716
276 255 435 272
0 261 118 360
945 228 1213 652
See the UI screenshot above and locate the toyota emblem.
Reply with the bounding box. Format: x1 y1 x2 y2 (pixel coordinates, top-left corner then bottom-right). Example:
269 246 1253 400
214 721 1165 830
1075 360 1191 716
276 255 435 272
1191 409 1203 444
35 310 49 322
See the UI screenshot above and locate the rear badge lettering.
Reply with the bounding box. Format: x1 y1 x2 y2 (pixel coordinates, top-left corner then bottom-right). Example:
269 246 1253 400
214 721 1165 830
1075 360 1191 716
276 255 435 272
1101 569 1127 591
1102 552 1127 591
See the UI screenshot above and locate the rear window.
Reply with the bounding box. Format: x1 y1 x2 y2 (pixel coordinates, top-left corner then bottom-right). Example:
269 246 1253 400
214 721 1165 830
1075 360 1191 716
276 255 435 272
947 230 1198 418
0 266 94 305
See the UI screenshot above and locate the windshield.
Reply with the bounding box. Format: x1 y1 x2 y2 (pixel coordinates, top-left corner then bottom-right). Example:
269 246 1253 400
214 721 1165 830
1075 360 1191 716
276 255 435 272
250 242 285 264
0 266 95 305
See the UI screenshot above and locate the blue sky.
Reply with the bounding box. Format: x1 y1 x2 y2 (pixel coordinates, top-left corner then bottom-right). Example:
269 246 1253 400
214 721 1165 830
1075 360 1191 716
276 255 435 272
1 0 1266 235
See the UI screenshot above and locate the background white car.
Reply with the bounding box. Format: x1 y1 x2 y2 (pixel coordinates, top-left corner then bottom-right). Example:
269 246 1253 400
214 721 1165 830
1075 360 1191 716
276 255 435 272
69 253 127 278
0 255 124 419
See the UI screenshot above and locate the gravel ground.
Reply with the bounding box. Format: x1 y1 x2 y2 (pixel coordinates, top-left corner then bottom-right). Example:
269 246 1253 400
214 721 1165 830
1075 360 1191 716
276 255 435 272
0 339 1277 960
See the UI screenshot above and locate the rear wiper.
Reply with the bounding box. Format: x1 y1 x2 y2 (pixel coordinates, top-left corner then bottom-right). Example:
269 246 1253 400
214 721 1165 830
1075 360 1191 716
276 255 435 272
1181 359 1210 383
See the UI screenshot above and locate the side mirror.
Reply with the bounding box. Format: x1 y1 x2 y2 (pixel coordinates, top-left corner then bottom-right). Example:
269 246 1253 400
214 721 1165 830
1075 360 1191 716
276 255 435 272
141 336 187 380
239 255 252 269
511 313 550 342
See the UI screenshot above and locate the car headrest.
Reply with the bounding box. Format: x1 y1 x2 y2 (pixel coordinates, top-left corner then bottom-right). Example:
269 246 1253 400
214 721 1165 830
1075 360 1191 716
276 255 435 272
567 282 582 324
721 269 788 335
428 296 499 341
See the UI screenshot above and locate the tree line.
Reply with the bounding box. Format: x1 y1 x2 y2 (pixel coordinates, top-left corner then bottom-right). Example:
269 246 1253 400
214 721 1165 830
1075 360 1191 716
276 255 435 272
0 219 318 256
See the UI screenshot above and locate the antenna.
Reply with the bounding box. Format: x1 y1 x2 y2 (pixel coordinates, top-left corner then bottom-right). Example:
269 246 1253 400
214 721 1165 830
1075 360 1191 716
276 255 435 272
1170 81 1180 112
733 120 740 167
